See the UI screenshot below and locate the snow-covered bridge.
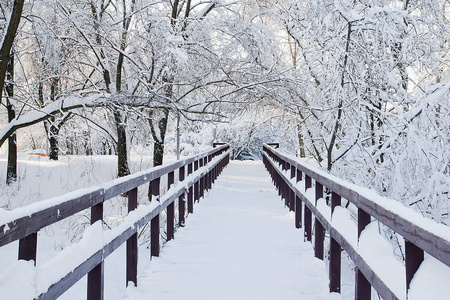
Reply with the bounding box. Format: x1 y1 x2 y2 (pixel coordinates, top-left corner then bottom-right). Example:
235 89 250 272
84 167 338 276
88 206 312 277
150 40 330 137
0 144 449 300
124 160 339 300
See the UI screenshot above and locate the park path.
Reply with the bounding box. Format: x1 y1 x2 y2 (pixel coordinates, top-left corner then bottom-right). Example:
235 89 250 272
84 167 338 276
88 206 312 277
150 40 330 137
124 160 341 300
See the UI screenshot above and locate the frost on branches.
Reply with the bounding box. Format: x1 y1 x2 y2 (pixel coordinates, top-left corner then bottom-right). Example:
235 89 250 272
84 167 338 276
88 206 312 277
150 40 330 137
272 0 450 224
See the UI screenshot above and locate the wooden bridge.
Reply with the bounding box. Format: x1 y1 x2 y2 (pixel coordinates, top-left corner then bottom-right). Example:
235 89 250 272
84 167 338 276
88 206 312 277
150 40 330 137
0 144 449 299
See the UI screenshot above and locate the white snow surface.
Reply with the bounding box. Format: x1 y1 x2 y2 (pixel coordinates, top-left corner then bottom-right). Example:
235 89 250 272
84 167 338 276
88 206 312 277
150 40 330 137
124 161 341 300
1 156 447 299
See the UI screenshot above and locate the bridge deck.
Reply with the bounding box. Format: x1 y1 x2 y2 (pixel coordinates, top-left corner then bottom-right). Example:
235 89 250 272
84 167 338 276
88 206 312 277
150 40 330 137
124 161 340 300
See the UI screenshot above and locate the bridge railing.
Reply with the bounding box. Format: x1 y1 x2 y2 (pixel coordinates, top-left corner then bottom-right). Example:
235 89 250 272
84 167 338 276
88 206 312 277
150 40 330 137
262 143 450 300
0 144 230 300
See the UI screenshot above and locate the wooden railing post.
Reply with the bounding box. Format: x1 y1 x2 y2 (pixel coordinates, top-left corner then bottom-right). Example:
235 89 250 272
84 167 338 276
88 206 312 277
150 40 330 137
211 155 214 186
295 169 302 229
167 171 175 241
405 241 424 295
1 145 234 300
262 144 450 300
207 155 212 190
304 175 312 241
329 191 341 293
289 165 295 211
283 163 289 207
188 163 194 214
356 208 371 299
87 202 104 300
194 160 199 203
18 233 37 264
178 166 186 227
212 156 217 184
199 158 204 199
314 182 324 260
276 159 282 197
126 188 138 287
277 170 281 197
204 156 208 191
151 178 160 257
205 156 209 191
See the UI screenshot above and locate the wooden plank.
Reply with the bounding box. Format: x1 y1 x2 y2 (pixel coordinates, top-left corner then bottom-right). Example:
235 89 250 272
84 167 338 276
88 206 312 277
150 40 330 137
18 233 37 264
1 144 230 248
187 163 193 214
263 145 450 269
87 203 103 300
263 151 397 299
295 169 302 229
167 171 175 241
199 159 204 200
405 240 424 293
35 150 231 300
330 192 341 293
304 207 312 241
331 227 398 300
305 174 312 241
295 196 302 229
329 238 341 293
127 188 138 287
315 219 324 260
151 177 160 257
356 208 372 300
179 166 186 227
1 188 104 247
314 181 324 259
37 250 103 300
194 160 199 202
87 261 104 300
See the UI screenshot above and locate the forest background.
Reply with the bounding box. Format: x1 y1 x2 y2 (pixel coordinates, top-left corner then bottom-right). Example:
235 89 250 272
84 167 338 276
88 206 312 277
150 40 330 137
0 0 449 226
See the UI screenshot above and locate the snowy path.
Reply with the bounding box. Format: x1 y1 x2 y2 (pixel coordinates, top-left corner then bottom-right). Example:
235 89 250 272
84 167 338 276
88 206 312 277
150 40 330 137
124 161 341 300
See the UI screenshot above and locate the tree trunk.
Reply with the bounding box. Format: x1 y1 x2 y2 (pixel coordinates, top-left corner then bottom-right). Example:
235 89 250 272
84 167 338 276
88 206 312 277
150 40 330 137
6 105 17 185
48 133 59 160
47 78 60 160
113 0 136 177
1 0 23 184
176 113 180 160
327 22 352 171
148 108 169 201
153 138 164 166
46 116 59 160
297 110 322 162
6 52 16 185
44 112 71 161
114 109 130 177
297 123 306 158
0 0 24 95
151 108 169 167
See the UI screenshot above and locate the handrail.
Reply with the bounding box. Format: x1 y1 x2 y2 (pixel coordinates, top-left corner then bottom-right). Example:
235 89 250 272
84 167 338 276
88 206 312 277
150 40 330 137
0 144 228 246
0 144 230 299
262 143 450 300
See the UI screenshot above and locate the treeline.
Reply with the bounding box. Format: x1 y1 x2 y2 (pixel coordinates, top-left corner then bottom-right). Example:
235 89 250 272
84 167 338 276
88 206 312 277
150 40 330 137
1 0 449 223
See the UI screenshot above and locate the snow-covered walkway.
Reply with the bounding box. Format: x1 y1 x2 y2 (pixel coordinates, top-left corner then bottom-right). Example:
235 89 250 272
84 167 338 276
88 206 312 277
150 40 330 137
124 161 341 300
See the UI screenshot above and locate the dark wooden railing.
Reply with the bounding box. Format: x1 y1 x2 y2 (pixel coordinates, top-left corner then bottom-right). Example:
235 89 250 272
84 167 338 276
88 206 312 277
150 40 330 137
263 143 450 300
0 144 230 299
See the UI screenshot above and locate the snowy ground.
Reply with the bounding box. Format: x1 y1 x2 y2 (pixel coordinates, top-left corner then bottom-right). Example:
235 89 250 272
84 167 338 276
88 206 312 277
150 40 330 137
124 161 341 300
0 157 341 300
0 153 155 209
1 155 448 299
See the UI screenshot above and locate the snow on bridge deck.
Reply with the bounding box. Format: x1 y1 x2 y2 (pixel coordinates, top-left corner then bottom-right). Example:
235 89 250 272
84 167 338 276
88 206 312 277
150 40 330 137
124 161 341 300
